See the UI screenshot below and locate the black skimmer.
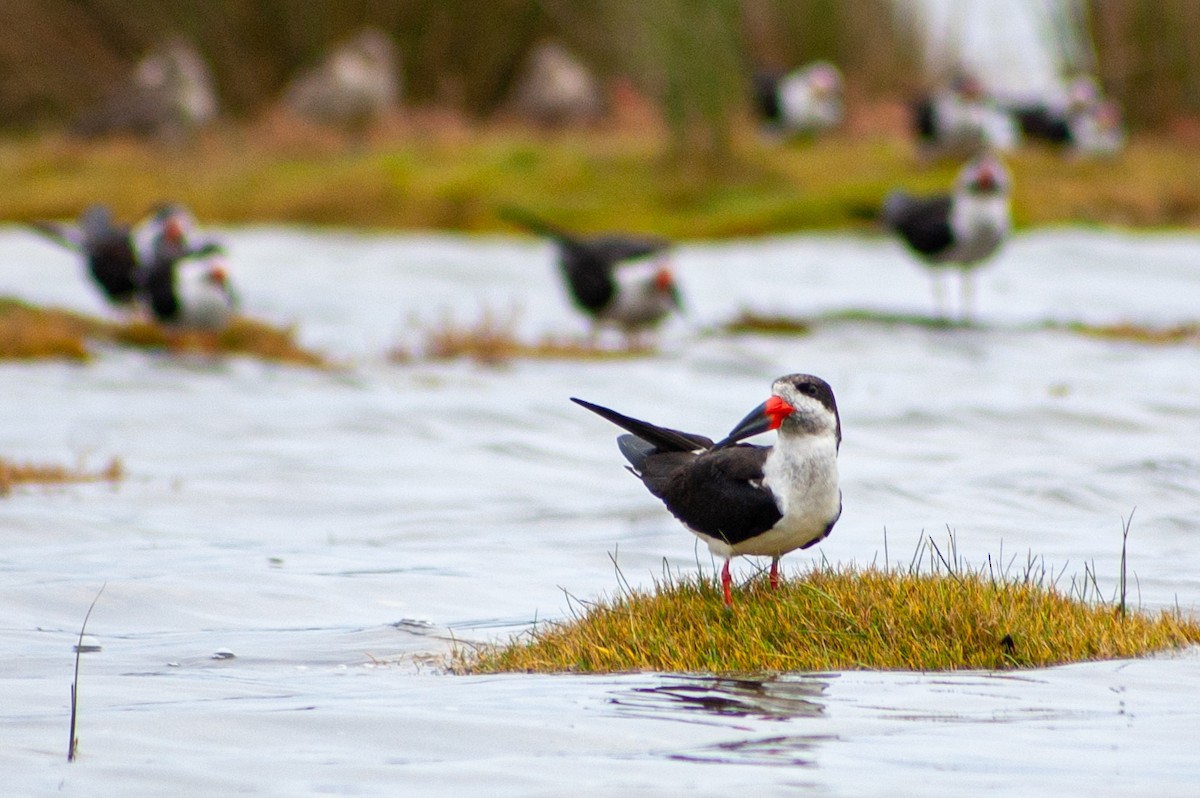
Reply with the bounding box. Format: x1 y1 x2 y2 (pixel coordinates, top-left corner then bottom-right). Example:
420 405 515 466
500 207 682 344
138 233 236 330
912 73 1018 160
28 205 140 308
573 373 842 609
133 202 223 267
882 154 1011 321
753 61 843 138
1008 76 1124 157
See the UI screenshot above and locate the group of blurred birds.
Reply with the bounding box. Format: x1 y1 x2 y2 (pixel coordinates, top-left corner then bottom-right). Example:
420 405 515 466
31 203 236 333
30 62 1124 344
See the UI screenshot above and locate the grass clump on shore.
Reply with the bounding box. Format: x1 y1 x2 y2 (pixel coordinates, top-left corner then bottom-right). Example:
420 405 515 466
0 456 122 495
1062 321 1200 346
0 298 103 361
392 308 656 365
0 297 331 367
111 317 332 367
461 541 1200 675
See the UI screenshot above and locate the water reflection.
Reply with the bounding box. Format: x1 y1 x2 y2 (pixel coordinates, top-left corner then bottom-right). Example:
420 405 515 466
609 675 834 767
610 674 829 723
669 733 836 767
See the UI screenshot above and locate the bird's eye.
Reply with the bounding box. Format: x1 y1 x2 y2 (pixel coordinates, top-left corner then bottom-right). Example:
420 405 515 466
800 383 816 396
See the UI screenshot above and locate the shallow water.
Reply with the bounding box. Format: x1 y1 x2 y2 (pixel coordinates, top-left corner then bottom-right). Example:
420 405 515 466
2 226 1199 796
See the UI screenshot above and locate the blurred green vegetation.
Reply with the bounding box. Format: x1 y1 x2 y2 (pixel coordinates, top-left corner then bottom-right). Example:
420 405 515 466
1 2 1198 235
3 128 1198 235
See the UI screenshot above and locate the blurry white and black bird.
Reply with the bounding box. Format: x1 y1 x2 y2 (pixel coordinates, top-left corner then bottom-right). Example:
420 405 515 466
137 222 236 330
1008 76 1124 157
882 154 1011 322
133 202 224 267
28 205 140 309
501 207 682 343
912 73 1018 160
573 373 842 610
753 61 843 138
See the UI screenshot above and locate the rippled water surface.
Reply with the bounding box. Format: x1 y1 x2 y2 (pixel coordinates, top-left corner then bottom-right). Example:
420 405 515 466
2 227 1199 796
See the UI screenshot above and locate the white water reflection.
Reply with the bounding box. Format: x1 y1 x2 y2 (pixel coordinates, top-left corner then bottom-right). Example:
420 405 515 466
2 226 1199 795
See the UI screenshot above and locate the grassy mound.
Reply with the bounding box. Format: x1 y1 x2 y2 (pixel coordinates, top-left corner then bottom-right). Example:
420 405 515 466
461 561 1200 674
0 298 102 360
0 456 122 495
0 297 331 367
392 308 657 365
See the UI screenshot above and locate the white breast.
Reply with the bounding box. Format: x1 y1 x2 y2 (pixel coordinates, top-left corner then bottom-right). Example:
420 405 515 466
175 259 235 329
598 257 675 329
948 194 1010 266
724 435 841 558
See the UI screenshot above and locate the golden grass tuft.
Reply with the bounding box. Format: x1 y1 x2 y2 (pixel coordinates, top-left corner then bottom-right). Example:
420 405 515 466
397 308 656 365
109 316 332 367
460 556 1200 675
721 310 813 336
0 297 103 361
0 297 331 367
1065 321 1200 346
0 456 122 496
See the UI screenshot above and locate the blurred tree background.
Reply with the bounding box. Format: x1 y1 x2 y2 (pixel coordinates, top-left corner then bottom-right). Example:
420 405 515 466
0 0 1195 139
0 0 917 134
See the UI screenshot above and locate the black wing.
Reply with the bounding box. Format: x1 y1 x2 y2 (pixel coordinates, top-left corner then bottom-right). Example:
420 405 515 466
27 220 85 251
912 96 937 141
752 71 783 123
1012 105 1071 144
650 445 784 545
501 206 669 315
883 192 954 260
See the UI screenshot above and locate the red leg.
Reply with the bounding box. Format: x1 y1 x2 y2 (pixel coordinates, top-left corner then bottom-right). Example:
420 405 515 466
770 557 780 590
721 559 733 609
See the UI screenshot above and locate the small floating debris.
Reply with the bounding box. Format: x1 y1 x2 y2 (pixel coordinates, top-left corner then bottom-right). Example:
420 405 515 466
73 635 102 653
393 618 437 635
0 456 123 496
211 648 236 660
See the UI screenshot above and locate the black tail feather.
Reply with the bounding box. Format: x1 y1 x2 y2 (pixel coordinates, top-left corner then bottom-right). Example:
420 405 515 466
498 205 580 246
27 220 83 251
571 397 713 453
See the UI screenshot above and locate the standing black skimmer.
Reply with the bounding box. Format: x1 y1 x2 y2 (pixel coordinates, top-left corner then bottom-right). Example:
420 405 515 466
138 233 236 330
28 205 140 309
882 154 1011 322
912 73 1018 160
1007 76 1124 157
753 61 843 138
573 373 842 609
500 207 682 344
